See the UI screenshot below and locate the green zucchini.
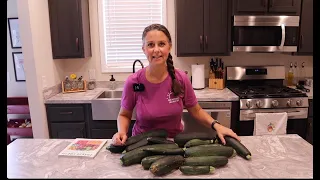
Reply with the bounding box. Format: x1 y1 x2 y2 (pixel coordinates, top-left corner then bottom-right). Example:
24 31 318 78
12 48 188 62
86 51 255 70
146 137 175 144
149 155 185 176
174 132 216 147
125 137 150 152
120 143 178 166
184 139 215 148
106 144 126 154
223 136 252 160
141 155 166 170
184 144 234 158
125 129 168 146
184 156 228 167
180 166 215 175
143 147 185 155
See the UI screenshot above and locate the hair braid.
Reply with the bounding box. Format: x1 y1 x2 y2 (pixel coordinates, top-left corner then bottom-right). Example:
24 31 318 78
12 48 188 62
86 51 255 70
167 53 183 96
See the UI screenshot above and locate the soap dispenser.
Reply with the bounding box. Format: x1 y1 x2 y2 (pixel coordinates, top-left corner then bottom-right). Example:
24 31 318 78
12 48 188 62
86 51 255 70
109 75 116 90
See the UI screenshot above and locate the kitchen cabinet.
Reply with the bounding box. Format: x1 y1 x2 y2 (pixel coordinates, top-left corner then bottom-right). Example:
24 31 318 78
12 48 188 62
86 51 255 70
306 99 312 144
233 0 301 15
48 0 91 59
175 0 231 56
89 121 135 139
46 104 135 139
297 0 313 55
46 104 91 138
87 105 135 139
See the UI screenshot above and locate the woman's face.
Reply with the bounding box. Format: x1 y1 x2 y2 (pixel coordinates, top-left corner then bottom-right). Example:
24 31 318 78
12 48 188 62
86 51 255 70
142 30 172 66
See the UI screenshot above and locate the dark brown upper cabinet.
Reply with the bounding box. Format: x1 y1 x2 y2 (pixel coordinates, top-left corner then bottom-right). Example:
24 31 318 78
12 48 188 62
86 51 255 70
175 0 231 57
233 0 301 15
48 0 91 59
297 0 313 54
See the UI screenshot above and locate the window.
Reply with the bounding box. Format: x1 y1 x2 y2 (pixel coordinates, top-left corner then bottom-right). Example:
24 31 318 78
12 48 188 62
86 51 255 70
98 0 167 73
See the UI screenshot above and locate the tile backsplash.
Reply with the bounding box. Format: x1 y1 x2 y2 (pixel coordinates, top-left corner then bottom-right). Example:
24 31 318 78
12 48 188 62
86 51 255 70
58 52 312 87
174 52 313 79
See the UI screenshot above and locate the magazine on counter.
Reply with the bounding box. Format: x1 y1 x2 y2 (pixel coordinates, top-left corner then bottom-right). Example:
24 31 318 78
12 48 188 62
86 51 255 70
58 138 108 158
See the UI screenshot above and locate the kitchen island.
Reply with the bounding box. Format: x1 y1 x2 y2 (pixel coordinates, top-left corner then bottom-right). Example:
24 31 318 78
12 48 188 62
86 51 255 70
7 134 312 178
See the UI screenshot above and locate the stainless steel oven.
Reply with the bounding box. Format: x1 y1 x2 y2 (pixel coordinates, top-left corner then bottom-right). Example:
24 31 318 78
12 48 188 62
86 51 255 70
226 66 309 139
232 15 300 52
182 102 232 137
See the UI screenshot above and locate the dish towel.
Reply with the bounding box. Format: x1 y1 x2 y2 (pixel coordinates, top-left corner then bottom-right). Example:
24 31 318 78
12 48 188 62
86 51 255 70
253 112 288 136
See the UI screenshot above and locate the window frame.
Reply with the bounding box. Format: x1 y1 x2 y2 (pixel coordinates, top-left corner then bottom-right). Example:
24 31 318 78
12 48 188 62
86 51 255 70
97 0 167 73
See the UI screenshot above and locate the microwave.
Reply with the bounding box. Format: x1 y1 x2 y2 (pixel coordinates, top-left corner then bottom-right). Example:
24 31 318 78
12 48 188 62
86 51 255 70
232 16 300 52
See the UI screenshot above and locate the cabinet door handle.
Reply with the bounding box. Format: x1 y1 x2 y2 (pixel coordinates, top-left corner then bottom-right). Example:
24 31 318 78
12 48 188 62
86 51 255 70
269 0 273 7
205 36 208 49
300 35 303 49
59 112 73 115
200 35 203 50
76 38 79 51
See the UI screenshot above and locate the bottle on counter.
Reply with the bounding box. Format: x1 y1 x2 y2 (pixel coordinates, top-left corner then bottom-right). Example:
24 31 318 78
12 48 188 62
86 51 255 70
64 76 71 91
287 62 294 86
301 62 306 80
77 76 84 89
293 62 298 84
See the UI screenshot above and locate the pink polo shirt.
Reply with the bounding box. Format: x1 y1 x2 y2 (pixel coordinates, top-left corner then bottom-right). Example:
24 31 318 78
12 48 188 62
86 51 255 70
121 67 198 138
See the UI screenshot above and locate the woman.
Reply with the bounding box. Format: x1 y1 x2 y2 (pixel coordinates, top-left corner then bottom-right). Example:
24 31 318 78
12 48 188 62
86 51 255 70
112 24 240 146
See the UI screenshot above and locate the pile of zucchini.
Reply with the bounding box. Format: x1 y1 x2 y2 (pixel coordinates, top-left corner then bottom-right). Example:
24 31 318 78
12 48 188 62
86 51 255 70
106 130 252 176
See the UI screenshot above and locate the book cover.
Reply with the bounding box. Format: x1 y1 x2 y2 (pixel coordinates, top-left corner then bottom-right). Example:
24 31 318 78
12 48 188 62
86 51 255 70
58 138 108 158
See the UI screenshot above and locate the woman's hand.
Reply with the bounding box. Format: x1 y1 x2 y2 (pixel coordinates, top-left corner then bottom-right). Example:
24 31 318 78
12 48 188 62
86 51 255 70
112 132 128 146
214 123 240 145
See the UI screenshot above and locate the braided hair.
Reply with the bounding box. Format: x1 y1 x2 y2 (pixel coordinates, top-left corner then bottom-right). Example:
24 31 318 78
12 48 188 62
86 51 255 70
142 24 183 96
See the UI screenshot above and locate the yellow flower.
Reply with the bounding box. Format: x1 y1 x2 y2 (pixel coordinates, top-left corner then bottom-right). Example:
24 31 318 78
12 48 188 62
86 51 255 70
70 73 77 80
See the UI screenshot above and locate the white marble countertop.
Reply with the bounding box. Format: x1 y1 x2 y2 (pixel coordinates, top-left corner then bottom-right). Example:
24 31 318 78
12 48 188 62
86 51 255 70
44 87 239 104
7 134 312 178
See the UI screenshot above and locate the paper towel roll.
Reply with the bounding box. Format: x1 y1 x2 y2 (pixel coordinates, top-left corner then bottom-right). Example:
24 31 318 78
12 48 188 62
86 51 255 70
191 64 205 89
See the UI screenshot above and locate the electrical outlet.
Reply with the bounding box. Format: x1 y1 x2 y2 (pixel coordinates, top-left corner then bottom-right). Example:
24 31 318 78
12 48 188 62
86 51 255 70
89 69 96 80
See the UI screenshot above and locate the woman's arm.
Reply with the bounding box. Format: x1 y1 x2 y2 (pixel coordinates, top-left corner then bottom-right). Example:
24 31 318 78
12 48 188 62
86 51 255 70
117 107 133 135
112 73 137 145
113 108 133 145
187 103 240 145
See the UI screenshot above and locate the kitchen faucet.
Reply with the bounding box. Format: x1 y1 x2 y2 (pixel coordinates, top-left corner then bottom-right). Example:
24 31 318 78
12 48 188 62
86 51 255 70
133 59 144 73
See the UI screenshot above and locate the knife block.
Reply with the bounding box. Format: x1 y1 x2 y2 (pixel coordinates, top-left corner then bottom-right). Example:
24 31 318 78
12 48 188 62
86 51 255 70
208 71 225 89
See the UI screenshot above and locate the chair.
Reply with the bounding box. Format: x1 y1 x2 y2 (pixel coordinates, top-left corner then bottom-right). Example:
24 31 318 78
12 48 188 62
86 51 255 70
7 97 33 145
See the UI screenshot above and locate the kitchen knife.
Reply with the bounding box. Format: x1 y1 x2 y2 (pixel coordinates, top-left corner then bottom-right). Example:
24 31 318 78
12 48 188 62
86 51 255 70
213 58 218 78
210 58 214 78
221 61 224 79
217 58 222 79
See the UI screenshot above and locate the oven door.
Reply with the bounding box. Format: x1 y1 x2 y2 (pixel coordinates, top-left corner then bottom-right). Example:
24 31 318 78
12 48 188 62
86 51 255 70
182 109 231 137
237 108 308 139
232 16 299 52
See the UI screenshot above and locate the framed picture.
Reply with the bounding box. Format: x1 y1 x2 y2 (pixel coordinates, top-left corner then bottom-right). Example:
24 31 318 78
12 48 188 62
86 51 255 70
8 17 22 49
12 52 26 82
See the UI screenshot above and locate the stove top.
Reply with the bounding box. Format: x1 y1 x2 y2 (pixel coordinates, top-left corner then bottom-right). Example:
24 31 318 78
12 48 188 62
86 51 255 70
228 85 307 99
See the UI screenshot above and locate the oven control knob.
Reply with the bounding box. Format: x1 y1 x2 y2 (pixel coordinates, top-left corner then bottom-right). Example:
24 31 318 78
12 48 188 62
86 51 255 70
296 100 302 106
271 100 279 107
256 100 263 108
287 99 292 107
246 101 252 108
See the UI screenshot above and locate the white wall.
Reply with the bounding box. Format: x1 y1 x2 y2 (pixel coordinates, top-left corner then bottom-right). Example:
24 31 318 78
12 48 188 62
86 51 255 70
7 0 28 97
60 0 313 81
17 0 66 138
